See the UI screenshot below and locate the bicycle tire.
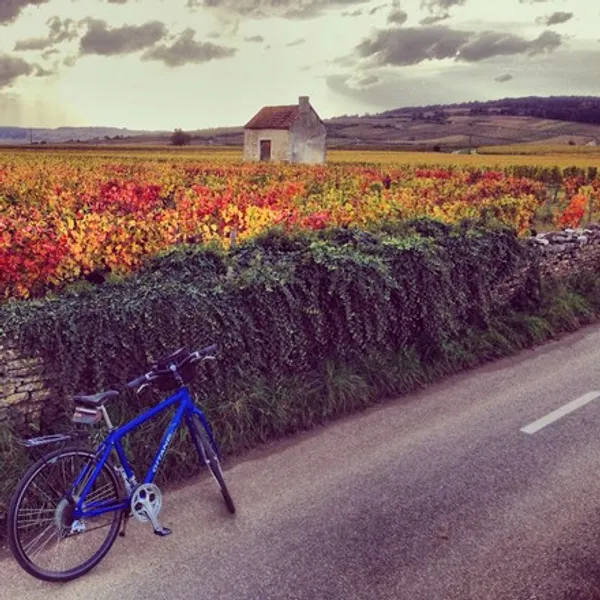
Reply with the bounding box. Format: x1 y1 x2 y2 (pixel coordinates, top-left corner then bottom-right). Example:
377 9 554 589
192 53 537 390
191 415 236 514
7 446 124 582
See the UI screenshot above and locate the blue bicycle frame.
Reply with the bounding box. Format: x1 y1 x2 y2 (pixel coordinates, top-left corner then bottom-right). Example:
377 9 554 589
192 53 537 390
70 386 218 520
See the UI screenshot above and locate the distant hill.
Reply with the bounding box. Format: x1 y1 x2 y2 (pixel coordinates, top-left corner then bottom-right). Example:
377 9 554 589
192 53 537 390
0 126 168 145
2 96 600 151
378 95 600 126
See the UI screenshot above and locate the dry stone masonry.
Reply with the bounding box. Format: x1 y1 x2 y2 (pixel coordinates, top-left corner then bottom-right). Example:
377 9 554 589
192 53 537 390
3 224 600 428
526 224 600 280
0 338 49 426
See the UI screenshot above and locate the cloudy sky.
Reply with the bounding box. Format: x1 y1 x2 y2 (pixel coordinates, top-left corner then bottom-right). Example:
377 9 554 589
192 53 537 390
0 0 597 129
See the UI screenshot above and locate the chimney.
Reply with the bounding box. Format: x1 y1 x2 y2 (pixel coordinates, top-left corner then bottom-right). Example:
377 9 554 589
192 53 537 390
299 96 309 113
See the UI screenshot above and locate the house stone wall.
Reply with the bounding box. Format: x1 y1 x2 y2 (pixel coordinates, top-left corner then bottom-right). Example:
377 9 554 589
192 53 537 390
243 129 291 162
290 104 327 165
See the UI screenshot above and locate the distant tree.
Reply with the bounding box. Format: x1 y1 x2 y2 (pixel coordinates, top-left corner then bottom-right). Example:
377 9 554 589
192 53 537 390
433 144 441 152
171 129 192 146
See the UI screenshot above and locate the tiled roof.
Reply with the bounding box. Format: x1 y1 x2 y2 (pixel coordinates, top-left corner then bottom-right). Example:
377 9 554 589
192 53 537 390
244 105 300 130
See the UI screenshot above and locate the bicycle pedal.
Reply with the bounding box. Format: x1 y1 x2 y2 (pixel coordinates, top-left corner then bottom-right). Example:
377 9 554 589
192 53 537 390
153 526 172 537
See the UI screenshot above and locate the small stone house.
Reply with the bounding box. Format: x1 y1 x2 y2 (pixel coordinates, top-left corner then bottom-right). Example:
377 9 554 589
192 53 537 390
243 96 326 164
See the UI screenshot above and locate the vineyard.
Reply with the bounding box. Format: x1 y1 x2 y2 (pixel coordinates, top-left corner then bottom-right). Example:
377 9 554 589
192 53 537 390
1 149 600 300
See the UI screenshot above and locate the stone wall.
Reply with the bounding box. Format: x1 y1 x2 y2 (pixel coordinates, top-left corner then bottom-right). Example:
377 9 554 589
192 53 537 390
2 224 600 429
290 104 327 165
243 129 291 162
526 224 600 280
0 337 49 426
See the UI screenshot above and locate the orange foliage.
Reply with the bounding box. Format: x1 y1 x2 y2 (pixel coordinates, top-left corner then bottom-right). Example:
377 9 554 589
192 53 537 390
0 156 547 299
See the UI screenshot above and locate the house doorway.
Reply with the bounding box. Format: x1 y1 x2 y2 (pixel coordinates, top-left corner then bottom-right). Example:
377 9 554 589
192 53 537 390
260 139 271 161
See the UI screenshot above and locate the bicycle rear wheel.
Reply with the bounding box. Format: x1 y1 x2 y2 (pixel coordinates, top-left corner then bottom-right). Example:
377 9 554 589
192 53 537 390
7 446 124 582
190 415 236 514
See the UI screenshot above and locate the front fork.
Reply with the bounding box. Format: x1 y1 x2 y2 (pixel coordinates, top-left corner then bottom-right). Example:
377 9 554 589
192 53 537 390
187 408 220 460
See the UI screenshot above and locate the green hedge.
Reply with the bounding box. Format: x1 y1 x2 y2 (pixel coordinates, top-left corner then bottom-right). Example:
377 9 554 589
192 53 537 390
0 219 545 519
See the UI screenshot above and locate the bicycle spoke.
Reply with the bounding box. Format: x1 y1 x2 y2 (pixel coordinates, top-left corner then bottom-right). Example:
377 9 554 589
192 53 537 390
17 517 56 530
17 507 56 523
23 522 56 556
10 449 123 581
18 507 56 514
34 465 70 502
30 480 61 506
29 527 60 564
85 482 116 504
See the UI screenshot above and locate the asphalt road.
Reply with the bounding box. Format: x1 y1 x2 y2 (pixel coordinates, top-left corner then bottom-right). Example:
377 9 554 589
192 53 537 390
4 324 600 600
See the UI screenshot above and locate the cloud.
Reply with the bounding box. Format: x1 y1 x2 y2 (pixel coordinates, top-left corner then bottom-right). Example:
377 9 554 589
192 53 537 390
421 0 466 14
189 0 370 20
0 55 32 88
459 30 561 61
141 28 236 67
494 73 513 82
0 0 49 25
331 54 358 67
536 11 573 26
244 35 264 42
420 13 449 25
79 18 167 56
329 47 600 114
387 8 408 25
14 37 51 51
48 16 78 42
342 8 362 16
34 64 55 77
356 26 562 66
326 72 413 109
106 0 129 3
354 73 380 87
14 17 77 51
41 48 60 60
356 26 467 65
287 38 306 46
369 3 388 14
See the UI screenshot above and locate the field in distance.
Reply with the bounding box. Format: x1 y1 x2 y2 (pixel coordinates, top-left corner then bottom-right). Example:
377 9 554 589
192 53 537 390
5 144 600 169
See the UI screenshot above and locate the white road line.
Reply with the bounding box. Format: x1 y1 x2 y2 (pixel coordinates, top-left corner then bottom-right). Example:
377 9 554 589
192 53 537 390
520 391 600 434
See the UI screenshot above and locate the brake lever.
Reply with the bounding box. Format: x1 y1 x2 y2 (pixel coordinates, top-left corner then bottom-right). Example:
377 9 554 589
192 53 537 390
136 382 151 394
188 352 216 364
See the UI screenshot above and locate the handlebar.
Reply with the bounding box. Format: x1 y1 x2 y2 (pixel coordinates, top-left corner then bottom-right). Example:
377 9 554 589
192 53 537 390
125 373 152 390
125 344 218 392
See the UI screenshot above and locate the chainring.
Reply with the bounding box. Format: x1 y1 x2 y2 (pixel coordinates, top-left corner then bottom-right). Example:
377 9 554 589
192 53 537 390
130 483 163 523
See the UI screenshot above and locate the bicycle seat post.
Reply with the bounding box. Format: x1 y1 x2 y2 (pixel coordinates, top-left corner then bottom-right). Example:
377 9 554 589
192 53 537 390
100 405 115 431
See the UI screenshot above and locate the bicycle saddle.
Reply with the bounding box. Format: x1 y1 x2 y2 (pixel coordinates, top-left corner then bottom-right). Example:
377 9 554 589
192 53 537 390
73 390 119 408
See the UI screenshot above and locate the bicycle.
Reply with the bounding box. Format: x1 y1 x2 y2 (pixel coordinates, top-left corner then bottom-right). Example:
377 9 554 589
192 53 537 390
6 344 235 582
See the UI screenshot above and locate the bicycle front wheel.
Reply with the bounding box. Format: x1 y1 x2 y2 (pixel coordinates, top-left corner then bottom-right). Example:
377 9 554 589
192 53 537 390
191 415 236 514
7 446 124 582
